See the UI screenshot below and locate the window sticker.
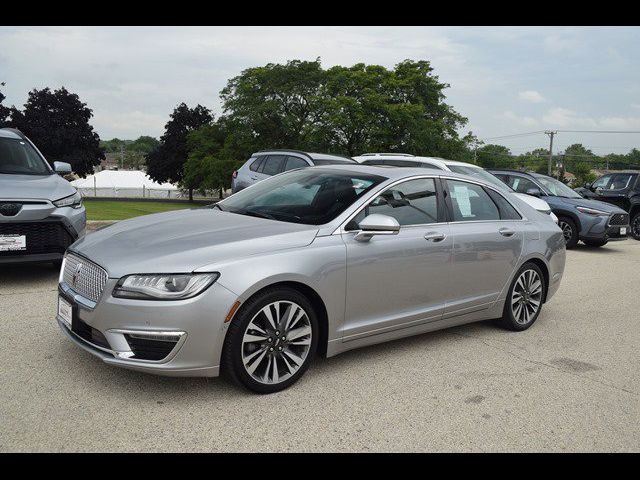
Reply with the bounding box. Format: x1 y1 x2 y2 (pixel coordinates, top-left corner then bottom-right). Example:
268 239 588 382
453 185 472 217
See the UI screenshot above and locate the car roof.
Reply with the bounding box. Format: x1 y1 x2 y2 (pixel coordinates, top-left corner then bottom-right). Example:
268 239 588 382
352 154 479 169
304 164 493 184
252 149 355 162
0 128 24 140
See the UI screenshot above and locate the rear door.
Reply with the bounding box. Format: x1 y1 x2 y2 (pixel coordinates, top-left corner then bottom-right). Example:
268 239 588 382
443 178 524 317
594 173 636 211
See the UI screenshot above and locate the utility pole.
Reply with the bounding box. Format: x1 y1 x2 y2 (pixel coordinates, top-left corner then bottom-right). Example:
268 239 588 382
545 130 557 176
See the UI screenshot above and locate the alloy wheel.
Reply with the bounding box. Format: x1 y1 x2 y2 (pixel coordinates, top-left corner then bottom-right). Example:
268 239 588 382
241 301 312 384
559 220 573 243
511 269 543 325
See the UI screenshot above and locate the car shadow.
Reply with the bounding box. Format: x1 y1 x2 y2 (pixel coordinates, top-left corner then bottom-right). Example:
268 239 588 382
0 262 59 288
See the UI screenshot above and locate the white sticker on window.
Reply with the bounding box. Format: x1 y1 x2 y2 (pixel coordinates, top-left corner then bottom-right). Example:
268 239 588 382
453 185 472 217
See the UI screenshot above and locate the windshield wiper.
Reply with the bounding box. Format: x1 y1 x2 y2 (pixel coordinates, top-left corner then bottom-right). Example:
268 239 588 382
236 208 277 220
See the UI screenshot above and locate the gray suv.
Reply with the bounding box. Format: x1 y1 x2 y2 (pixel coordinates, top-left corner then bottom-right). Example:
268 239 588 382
231 149 357 193
0 128 86 265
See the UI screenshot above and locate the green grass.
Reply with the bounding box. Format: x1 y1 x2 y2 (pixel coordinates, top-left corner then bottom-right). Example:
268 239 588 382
84 199 196 221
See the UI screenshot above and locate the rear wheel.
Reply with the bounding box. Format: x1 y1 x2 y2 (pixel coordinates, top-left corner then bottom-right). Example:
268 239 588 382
222 287 318 394
558 216 579 249
498 262 546 331
631 211 640 240
583 239 608 247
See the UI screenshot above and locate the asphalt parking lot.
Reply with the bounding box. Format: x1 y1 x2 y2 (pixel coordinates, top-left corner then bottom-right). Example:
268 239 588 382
1 241 639 452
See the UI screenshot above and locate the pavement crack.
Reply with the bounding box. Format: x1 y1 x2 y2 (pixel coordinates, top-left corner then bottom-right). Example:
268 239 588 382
450 331 639 397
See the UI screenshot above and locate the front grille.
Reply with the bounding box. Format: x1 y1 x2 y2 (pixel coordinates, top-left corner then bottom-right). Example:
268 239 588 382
124 334 179 361
609 213 629 226
63 253 108 303
0 221 73 256
73 318 110 349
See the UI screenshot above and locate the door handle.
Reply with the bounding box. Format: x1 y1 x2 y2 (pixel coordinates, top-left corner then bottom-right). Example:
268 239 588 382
499 227 516 237
424 232 446 242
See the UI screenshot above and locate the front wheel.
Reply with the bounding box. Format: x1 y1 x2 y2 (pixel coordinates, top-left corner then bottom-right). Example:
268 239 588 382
631 211 640 240
498 262 546 331
558 216 579 249
222 287 318 394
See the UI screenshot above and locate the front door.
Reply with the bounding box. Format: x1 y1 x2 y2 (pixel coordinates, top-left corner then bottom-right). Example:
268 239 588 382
341 177 452 340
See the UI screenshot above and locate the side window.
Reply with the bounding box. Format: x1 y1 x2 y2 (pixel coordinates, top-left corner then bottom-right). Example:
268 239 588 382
610 174 634 190
592 174 613 189
420 162 444 170
261 155 286 176
447 180 500 222
366 178 439 226
249 156 265 172
487 189 522 220
283 156 309 172
508 175 539 194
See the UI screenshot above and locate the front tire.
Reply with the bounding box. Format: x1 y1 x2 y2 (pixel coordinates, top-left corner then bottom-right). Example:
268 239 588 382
558 216 579 249
631 211 640 240
222 287 318 394
498 262 546 331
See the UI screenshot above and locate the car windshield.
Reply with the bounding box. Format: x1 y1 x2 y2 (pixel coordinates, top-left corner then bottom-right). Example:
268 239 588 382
534 175 582 198
220 169 384 225
447 165 513 192
0 137 51 175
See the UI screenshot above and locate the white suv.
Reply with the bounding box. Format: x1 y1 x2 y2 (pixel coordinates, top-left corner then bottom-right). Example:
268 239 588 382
353 153 558 223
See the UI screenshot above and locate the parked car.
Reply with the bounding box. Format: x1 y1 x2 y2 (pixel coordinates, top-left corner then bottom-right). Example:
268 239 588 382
354 153 559 223
0 128 85 266
57 165 565 393
231 149 357 193
489 169 629 248
574 171 640 240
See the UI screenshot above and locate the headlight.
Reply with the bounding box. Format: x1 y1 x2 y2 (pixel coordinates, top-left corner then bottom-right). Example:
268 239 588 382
576 206 609 216
54 191 83 209
113 273 219 300
548 211 559 224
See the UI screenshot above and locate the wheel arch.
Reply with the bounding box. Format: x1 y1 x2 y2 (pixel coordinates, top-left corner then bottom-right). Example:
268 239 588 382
520 256 550 303
554 209 582 233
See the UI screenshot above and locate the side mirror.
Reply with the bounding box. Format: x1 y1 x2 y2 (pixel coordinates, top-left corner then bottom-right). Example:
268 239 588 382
525 187 542 198
354 214 400 242
54 161 72 174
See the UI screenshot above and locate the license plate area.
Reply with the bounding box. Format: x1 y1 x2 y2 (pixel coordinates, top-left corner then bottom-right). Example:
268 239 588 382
0 234 26 252
620 227 627 235
58 295 73 329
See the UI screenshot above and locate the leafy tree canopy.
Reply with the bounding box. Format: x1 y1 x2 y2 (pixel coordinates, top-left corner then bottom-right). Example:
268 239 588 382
145 103 213 195
7 87 104 176
475 144 513 169
0 84 10 127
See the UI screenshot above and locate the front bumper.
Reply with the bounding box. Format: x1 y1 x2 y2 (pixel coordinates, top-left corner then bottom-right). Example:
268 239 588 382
579 212 629 243
56 278 239 377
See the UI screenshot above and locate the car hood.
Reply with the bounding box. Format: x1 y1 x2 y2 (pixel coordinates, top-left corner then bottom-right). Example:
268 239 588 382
0 173 75 201
70 208 319 277
555 196 627 213
512 193 551 212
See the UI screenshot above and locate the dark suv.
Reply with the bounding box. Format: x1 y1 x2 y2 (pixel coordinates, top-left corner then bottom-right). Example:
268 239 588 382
231 149 357 193
489 169 629 248
574 171 640 240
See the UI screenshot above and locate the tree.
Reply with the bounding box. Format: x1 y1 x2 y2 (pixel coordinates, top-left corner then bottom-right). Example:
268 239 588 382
7 87 104 176
475 144 513 169
220 59 325 158
146 103 213 201
0 83 10 127
184 123 240 199
562 144 597 185
128 135 159 155
219 58 469 159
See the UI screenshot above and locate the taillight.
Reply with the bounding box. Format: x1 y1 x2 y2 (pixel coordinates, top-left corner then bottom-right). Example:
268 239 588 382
232 170 238 179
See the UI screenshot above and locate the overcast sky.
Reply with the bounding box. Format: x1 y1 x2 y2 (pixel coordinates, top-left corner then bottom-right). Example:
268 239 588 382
2 26 640 154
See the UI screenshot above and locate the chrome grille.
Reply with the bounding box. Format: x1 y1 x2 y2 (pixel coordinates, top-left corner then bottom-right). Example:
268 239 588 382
609 213 629 226
62 253 108 303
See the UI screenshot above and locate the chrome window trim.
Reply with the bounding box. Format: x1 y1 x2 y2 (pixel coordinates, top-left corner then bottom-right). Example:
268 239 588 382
332 174 527 235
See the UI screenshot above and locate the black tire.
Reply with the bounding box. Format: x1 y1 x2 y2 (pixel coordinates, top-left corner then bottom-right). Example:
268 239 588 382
583 239 608 247
498 262 546 332
631 211 640 240
222 286 319 394
558 216 579 249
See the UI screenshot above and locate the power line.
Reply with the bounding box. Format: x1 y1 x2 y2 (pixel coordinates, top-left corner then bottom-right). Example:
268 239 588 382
556 130 640 134
481 131 545 141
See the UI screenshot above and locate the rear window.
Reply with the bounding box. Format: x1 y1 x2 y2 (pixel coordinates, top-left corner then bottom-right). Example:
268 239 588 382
249 156 265 172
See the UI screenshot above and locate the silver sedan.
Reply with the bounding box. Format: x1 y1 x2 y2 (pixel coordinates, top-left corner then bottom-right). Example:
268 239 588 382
56 166 566 393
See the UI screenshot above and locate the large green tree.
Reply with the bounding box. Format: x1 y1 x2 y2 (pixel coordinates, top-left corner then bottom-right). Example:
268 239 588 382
8 87 104 176
183 123 239 199
146 103 213 201
0 83 10 127
475 144 514 169
562 144 597 185
218 58 470 159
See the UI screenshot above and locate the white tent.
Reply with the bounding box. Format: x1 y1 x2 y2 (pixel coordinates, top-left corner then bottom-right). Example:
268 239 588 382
72 170 180 198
